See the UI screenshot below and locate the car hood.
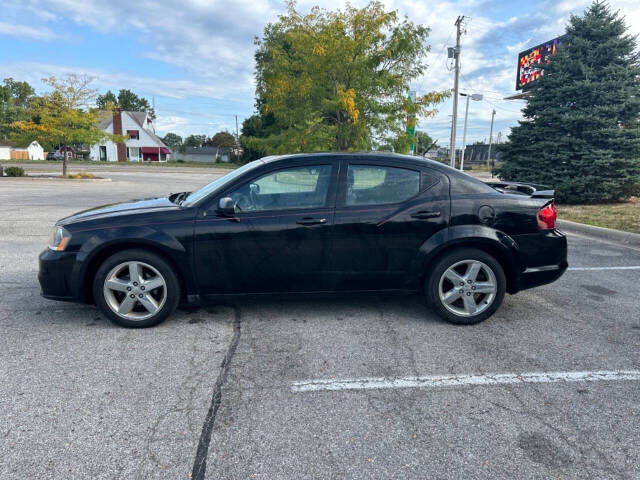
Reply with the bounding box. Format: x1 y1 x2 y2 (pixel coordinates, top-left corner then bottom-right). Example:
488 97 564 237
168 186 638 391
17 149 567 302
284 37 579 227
58 196 180 225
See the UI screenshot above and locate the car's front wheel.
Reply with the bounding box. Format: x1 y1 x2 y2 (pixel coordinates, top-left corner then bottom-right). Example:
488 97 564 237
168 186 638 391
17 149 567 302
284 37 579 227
93 249 180 328
426 248 506 325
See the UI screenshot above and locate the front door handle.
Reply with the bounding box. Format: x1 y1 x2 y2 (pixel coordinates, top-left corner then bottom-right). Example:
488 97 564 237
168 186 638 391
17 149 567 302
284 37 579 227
411 211 441 219
296 217 327 226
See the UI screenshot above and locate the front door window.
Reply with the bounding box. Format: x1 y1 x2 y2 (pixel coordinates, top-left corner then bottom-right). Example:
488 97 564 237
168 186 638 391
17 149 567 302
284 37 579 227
229 165 332 212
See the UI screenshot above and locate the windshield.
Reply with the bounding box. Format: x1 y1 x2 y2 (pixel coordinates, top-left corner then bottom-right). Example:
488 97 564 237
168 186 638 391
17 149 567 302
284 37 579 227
181 160 264 206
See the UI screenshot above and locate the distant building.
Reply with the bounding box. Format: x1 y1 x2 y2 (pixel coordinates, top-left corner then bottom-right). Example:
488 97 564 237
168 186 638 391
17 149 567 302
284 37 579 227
0 140 45 160
58 145 80 160
173 146 232 163
463 143 501 166
0 143 11 160
26 141 44 160
90 110 171 162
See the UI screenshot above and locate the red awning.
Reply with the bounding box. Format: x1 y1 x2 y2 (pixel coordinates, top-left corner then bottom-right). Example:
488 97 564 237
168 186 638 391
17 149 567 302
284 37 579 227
127 129 138 137
141 147 171 154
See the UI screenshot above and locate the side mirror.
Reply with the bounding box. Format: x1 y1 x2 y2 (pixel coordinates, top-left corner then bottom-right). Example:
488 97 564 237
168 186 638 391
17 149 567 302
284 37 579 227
217 197 236 216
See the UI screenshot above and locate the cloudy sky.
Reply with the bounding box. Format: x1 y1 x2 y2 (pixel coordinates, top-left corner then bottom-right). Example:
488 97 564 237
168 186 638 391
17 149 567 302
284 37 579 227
1 0 638 147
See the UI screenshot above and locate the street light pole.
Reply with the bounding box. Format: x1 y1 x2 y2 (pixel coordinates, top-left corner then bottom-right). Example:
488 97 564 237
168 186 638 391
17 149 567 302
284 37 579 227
459 92 482 172
487 109 496 169
460 95 470 171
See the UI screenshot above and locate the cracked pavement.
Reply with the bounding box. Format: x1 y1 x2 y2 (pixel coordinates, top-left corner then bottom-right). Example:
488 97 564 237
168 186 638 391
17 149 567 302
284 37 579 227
1 169 639 479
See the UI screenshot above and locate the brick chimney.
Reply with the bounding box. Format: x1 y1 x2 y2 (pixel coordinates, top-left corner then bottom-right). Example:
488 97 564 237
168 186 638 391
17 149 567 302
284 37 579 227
112 110 127 162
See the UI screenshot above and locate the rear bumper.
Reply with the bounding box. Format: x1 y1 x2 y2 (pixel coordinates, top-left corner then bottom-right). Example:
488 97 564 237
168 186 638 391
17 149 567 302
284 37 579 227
38 249 82 302
519 261 568 291
512 229 568 292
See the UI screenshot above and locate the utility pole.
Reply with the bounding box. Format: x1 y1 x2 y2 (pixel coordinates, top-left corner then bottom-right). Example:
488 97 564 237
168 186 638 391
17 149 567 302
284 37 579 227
449 16 465 168
234 114 240 161
487 109 496 169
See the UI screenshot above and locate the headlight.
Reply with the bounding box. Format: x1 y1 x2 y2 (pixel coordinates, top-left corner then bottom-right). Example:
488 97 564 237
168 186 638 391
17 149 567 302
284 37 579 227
49 226 71 251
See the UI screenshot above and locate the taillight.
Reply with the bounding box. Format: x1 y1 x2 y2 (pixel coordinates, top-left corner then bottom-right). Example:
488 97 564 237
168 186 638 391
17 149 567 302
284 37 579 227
537 202 557 230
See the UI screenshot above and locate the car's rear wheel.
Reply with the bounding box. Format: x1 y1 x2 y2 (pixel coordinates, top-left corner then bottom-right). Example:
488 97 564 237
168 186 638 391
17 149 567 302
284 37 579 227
426 248 506 325
93 249 180 328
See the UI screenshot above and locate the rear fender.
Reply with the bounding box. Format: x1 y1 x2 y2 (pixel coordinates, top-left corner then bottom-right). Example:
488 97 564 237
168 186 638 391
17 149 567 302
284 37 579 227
412 225 522 293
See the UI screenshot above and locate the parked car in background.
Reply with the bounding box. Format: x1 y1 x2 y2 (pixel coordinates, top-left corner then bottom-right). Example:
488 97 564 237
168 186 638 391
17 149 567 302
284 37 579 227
38 153 567 328
46 152 63 161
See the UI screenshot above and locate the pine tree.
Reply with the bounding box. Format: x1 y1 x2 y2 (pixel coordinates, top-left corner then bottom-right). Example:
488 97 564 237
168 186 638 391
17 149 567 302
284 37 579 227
496 1 640 203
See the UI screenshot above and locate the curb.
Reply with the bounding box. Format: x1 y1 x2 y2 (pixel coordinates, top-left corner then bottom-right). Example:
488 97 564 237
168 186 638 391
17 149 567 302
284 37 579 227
1 176 112 182
557 219 640 248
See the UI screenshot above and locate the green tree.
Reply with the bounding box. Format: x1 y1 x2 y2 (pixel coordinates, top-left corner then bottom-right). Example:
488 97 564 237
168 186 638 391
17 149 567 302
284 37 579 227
240 112 278 162
96 90 118 110
205 131 236 147
96 89 156 119
415 130 436 156
247 1 449 155
0 78 35 141
496 1 640 203
11 75 124 177
162 132 183 152
183 134 206 148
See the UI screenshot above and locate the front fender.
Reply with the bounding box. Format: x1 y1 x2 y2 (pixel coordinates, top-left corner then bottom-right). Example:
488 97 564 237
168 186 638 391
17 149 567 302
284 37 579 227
411 225 522 292
70 225 192 301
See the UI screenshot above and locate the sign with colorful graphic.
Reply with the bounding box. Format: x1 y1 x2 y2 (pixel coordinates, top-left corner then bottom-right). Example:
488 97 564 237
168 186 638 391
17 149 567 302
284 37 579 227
516 35 566 90
407 91 416 153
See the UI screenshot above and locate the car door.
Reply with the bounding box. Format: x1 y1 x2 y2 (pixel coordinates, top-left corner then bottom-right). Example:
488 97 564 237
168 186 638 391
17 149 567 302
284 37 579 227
329 158 449 291
194 159 338 295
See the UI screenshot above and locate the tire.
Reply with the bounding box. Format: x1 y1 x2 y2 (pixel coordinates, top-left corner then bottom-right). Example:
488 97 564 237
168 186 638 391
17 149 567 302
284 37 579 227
93 249 180 328
426 248 506 325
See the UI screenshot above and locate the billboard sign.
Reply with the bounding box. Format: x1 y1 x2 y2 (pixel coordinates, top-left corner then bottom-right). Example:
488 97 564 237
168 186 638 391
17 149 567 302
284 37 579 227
516 35 566 90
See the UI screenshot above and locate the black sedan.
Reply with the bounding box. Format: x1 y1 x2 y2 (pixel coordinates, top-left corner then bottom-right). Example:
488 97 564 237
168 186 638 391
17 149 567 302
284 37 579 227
39 153 567 327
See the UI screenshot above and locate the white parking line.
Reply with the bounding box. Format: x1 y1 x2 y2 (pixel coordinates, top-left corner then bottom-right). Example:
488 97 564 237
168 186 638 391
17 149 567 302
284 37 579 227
568 266 640 271
291 370 640 393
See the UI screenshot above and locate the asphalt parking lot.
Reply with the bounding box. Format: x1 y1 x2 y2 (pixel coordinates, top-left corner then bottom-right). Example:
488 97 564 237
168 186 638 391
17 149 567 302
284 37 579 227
1 168 639 479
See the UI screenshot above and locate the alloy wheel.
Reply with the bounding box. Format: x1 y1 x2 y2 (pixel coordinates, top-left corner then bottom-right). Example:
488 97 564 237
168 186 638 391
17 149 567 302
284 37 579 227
103 261 167 321
438 259 497 317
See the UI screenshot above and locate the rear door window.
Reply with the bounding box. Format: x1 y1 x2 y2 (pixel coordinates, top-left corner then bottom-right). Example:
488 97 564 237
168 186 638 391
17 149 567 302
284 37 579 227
346 164 420 206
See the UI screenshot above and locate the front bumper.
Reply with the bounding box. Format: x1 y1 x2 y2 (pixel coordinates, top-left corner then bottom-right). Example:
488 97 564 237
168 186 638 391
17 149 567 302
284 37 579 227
38 249 80 302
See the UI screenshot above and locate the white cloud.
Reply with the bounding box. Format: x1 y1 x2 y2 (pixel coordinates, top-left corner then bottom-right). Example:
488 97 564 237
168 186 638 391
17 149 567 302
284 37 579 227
2 0 639 143
0 60 252 100
0 21 69 41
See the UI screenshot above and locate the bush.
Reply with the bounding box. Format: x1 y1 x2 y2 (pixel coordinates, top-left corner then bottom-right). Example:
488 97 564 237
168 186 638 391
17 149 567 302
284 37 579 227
4 167 25 177
176 159 185 163
67 171 96 179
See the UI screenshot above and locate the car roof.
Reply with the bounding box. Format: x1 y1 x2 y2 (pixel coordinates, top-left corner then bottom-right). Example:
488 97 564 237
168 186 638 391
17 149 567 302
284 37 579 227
260 152 446 169
259 152 480 181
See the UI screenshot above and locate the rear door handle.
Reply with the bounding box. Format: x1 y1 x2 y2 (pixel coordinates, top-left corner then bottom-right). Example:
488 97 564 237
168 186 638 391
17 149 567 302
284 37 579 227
296 217 327 226
411 211 441 219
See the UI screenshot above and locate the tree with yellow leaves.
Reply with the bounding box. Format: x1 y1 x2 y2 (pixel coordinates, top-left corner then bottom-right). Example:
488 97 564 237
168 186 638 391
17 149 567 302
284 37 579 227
245 1 448 155
11 74 124 177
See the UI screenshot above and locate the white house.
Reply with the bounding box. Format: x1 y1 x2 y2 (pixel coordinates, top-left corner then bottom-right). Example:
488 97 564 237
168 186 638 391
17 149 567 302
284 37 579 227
0 144 10 160
90 111 171 162
27 141 44 160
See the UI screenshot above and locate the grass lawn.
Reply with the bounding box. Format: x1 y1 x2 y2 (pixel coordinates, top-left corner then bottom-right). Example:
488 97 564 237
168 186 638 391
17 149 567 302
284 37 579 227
557 197 640 234
2 159 241 169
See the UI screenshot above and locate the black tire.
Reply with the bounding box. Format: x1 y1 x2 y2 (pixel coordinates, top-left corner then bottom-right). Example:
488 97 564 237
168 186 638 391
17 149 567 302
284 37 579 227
93 249 180 328
425 248 506 325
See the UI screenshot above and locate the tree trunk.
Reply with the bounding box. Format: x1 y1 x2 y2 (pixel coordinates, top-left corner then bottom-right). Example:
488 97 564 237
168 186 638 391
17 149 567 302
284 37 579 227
62 145 67 177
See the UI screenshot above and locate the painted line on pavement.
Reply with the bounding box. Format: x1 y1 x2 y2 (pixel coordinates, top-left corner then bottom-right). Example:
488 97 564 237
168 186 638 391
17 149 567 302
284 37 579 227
567 266 640 271
291 370 640 393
